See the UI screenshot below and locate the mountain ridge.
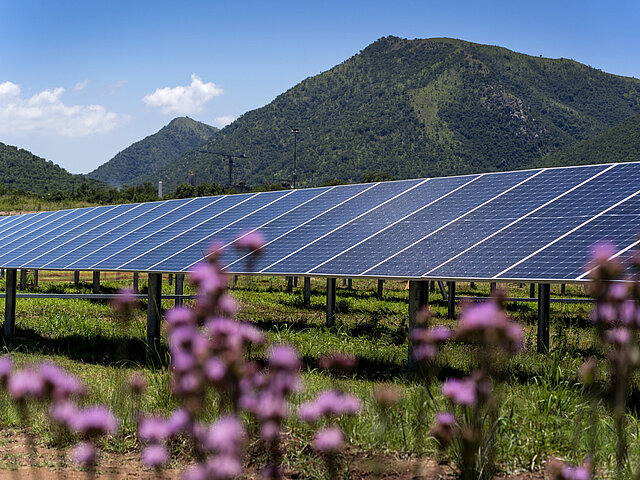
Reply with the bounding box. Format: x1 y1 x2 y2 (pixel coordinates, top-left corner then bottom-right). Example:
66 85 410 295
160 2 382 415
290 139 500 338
135 36 640 192
87 116 218 187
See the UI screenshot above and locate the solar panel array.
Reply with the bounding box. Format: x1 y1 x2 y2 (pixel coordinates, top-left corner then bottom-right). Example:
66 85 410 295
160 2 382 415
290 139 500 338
0 162 638 282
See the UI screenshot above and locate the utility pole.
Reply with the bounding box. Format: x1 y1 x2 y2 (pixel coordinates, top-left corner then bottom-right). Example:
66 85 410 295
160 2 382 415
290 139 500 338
291 128 298 189
202 151 248 188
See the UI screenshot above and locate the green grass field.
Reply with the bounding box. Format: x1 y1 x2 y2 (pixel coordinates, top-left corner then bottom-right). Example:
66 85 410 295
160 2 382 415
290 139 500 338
0 273 635 477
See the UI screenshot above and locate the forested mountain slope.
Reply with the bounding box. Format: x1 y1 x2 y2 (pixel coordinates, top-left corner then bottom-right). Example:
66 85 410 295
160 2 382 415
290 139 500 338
0 142 105 195
147 36 640 191
87 116 217 187
533 112 640 168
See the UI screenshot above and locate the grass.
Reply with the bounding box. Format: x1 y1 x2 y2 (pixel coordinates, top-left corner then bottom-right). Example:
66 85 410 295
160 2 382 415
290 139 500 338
0 273 634 477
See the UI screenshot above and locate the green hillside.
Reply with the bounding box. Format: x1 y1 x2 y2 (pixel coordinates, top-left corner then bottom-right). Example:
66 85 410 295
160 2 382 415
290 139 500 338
146 36 640 191
532 112 640 168
0 142 105 195
87 116 218 187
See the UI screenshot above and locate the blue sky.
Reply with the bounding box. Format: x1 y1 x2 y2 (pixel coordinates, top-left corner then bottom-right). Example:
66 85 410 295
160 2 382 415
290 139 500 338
1 0 638 174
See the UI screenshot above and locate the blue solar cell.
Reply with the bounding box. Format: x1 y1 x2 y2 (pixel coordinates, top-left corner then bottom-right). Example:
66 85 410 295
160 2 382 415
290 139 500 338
0 210 64 243
0 207 103 267
37 201 166 269
220 183 373 273
152 187 333 272
259 179 428 274
428 163 640 279
119 190 295 271
500 193 640 280
63 197 202 269
91 193 260 270
325 168 542 276
19 203 145 269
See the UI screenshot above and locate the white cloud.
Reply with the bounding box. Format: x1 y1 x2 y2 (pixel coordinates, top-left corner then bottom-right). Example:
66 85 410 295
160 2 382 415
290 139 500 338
0 81 127 136
214 115 236 127
142 74 223 114
73 79 89 91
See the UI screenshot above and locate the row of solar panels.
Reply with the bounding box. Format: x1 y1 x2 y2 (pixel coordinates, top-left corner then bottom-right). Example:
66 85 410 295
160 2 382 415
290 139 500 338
0 162 638 282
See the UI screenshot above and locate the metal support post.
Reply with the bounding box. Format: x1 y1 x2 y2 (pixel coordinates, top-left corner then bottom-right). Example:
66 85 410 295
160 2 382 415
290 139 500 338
133 272 139 293
561 284 566 295
73 271 80 285
447 281 456 319
20 269 27 289
437 281 448 300
3 269 17 337
490 282 496 294
326 278 337 327
347 278 352 290
342 278 346 286
303 277 311 308
470 281 475 289
147 272 163 360
0 269 4 279
33 270 38 287
377 279 384 300
537 283 550 353
530 283 536 298
286 276 293 293
408 280 429 369
429 281 435 293
293 276 298 288
175 274 184 307
92 271 100 294
168 273 173 286
233 275 238 285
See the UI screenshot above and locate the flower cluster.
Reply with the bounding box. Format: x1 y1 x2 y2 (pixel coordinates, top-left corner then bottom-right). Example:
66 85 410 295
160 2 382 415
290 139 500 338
149 232 359 479
548 458 592 480
0 357 119 469
429 298 523 480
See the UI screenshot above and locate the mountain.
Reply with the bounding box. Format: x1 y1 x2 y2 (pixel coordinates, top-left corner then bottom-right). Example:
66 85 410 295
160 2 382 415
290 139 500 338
532 112 640 168
149 36 640 191
0 142 105 195
87 117 218 187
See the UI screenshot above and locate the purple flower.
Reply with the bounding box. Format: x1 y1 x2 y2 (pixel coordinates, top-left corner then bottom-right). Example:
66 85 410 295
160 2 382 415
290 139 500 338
138 416 170 443
0 356 12 385
312 427 344 454
206 455 243 480
442 378 477 407
167 408 190 436
165 306 195 331
426 326 452 344
218 295 239 315
204 357 227 383
49 400 77 428
260 420 280 441
318 352 357 373
72 441 97 466
183 464 208 480
606 327 631 346
435 411 455 427
298 390 362 421
268 345 301 371
235 230 265 253
128 372 147 394
456 301 523 352
141 444 169 469
190 262 228 295
8 369 44 401
253 393 289 421
202 416 246 455
412 343 437 362
111 287 138 314
39 362 85 400
590 241 618 264
71 405 118 437
430 411 457 446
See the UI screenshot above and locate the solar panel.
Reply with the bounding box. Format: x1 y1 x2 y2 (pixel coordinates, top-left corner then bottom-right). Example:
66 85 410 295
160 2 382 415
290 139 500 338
1 162 639 282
